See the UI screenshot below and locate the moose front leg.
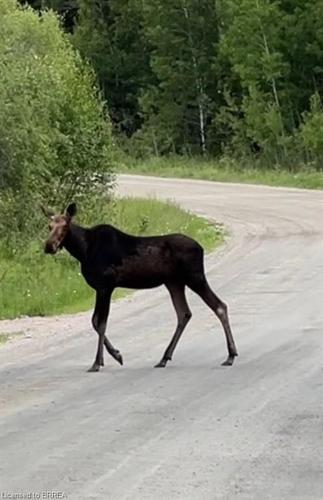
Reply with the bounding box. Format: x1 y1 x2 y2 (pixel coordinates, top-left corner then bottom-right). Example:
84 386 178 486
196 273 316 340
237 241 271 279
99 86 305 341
88 289 122 372
155 284 192 368
103 336 123 366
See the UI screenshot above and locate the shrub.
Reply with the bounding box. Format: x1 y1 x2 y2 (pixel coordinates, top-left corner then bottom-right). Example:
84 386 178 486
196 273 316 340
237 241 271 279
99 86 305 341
0 0 115 245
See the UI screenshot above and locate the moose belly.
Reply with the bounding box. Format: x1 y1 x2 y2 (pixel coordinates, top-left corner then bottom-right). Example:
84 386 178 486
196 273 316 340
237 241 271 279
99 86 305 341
82 261 174 290
115 263 171 289
117 275 164 289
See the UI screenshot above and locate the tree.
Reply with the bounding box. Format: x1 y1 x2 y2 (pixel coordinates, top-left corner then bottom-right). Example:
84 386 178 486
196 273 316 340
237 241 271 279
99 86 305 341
17 0 323 165
137 0 220 156
0 0 114 237
19 0 79 32
279 0 323 123
218 0 290 161
74 0 152 138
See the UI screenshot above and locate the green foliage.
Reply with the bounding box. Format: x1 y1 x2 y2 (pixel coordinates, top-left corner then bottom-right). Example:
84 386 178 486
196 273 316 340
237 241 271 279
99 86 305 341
69 0 323 167
0 0 114 245
216 0 323 163
0 333 10 344
217 0 288 160
299 93 323 166
74 0 152 137
136 0 220 156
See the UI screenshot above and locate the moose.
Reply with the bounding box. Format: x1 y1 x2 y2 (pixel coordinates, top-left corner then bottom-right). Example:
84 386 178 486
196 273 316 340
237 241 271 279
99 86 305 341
43 203 238 372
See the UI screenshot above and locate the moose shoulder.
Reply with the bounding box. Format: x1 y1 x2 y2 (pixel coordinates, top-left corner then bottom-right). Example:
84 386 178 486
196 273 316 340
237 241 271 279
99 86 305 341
44 203 238 372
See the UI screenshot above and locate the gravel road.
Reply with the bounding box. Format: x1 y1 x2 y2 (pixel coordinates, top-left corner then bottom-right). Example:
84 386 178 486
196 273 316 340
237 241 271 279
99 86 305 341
1 175 323 500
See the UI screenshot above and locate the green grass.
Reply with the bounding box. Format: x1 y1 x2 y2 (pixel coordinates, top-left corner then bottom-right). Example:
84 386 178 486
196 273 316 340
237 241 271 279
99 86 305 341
0 331 23 344
0 197 223 320
0 333 10 345
120 156 323 190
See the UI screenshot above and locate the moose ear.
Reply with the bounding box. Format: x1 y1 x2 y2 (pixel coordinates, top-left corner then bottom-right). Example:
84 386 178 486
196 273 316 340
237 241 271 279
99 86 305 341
40 204 54 219
66 202 77 218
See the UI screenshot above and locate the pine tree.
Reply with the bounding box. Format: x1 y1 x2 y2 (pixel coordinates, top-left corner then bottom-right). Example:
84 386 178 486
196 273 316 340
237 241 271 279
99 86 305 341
74 0 152 137
218 0 289 160
139 0 220 155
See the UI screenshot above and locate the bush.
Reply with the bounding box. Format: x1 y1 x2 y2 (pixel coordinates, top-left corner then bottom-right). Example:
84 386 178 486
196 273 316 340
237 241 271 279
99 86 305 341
0 0 115 246
299 93 323 168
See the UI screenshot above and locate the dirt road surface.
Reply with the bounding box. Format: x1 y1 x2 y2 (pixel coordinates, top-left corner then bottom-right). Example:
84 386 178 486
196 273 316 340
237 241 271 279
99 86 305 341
1 175 323 499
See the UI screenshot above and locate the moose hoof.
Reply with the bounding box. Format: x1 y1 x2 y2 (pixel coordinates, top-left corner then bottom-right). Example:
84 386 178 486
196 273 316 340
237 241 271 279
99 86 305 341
88 363 101 372
154 359 167 368
113 351 123 366
221 355 236 367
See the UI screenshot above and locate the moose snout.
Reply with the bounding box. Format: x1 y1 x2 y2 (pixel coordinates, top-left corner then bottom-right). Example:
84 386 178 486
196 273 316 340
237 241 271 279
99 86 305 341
44 241 56 254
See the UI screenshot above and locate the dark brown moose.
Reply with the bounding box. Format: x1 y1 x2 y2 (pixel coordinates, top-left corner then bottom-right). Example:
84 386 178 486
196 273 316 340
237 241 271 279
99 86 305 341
43 203 238 372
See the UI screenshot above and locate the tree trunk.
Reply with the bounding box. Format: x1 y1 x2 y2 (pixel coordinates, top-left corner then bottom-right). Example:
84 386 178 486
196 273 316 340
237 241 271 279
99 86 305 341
256 0 286 157
182 3 207 155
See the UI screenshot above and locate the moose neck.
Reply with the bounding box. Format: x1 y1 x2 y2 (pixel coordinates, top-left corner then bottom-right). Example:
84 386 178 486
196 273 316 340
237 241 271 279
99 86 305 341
63 223 88 263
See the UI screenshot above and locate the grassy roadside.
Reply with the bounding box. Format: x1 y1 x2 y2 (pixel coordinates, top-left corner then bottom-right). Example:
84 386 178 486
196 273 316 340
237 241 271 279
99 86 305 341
0 331 23 345
120 157 323 190
0 333 10 345
0 197 223 320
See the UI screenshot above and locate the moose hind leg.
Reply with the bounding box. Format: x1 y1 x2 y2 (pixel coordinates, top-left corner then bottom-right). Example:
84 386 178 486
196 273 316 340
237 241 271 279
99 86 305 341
189 279 238 366
155 284 192 368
